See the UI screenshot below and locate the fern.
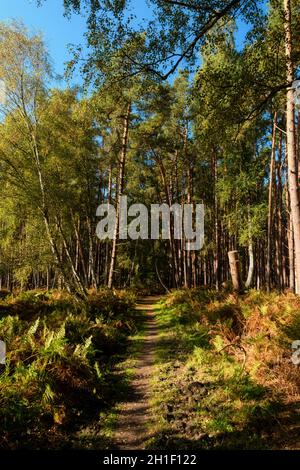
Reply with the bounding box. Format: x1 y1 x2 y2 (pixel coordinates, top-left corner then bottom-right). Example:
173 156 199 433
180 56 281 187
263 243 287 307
42 383 55 407
45 330 54 349
27 318 40 337
40 324 67 361
73 335 92 359
94 361 102 380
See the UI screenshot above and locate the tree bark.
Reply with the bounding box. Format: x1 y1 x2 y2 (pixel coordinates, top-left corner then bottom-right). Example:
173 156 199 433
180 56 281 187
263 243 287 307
212 148 220 290
228 250 243 293
266 112 277 291
245 206 254 289
286 187 295 291
284 0 300 294
108 103 131 289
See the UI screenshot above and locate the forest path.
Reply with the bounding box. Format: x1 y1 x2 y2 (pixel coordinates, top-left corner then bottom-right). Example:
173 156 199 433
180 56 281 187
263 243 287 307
113 296 161 450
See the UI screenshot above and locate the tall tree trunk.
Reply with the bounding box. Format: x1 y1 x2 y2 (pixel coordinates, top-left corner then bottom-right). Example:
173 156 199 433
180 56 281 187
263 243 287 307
286 187 295 290
284 0 300 294
186 157 194 288
245 206 254 288
73 217 88 286
276 133 284 290
108 103 131 289
212 148 220 290
86 216 97 289
266 112 277 291
155 154 179 287
105 164 113 284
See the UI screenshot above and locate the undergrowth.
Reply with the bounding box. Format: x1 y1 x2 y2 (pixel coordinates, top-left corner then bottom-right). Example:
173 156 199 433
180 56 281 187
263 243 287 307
0 288 139 449
147 289 300 450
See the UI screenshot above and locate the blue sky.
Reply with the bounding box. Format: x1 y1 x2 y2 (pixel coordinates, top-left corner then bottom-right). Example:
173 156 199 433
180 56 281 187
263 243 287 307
0 0 156 85
0 0 251 86
0 0 87 84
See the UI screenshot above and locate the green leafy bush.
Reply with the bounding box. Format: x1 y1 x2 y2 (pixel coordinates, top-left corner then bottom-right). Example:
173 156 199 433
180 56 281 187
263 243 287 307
0 288 137 449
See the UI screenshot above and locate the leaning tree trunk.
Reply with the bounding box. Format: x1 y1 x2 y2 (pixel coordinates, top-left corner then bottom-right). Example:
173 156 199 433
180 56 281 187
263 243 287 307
55 216 87 297
284 0 300 294
25 123 86 297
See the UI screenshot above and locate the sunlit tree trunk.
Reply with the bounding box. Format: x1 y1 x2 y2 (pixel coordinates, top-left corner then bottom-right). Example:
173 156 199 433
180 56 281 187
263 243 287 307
212 148 220 290
228 250 243 292
245 206 254 288
266 112 277 291
284 0 300 294
108 103 131 289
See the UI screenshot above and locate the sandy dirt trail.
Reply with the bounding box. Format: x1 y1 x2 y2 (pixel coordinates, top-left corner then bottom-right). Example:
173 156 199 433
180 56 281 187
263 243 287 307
113 296 160 450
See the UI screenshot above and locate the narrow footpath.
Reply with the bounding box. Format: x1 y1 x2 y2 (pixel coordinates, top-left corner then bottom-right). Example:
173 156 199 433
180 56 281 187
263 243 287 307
113 296 160 449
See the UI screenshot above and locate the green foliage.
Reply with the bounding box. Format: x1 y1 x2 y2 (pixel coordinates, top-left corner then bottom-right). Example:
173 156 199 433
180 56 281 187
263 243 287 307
148 289 300 449
0 289 137 449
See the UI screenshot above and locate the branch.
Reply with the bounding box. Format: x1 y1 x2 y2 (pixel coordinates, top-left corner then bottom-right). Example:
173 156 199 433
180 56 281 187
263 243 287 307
241 82 290 124
159 0 202 10
150 0 243 79
155 259 171 293
231 82 291 141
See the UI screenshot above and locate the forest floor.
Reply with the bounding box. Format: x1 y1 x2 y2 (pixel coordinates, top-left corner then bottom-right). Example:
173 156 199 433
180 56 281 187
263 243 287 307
3 288 299 449
113 296 161 449
108 289 300 450
145 290 300 450
0 288 300 450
